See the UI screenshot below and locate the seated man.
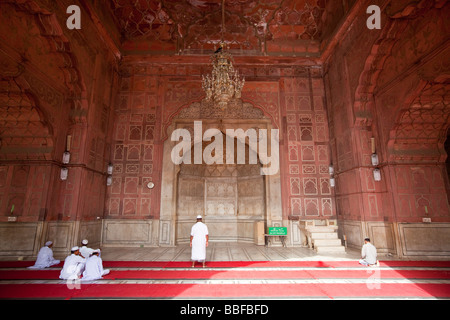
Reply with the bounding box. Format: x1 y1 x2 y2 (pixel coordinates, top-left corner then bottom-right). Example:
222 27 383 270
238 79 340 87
359 238 380 267
81 249 110 281
79 239 94 259
28 241 60 269
59 246 86 280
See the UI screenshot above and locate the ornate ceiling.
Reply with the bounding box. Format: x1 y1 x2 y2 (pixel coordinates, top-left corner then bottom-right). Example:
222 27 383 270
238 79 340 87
108 0 326 56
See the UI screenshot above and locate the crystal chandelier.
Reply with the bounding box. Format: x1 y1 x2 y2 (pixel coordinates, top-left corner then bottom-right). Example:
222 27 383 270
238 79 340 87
202 46 245 109
201 0 244 109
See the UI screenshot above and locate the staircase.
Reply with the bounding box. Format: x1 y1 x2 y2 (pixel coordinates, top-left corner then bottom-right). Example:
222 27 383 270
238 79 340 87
300 220 346 254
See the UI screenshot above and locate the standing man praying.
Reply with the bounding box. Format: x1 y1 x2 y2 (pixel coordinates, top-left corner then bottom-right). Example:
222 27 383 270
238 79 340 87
190 215 209 268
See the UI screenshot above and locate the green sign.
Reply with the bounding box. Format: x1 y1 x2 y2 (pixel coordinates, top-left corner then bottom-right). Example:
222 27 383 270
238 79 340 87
268 227 287 235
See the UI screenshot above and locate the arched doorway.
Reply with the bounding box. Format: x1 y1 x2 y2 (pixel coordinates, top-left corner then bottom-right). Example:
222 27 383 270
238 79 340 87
158 99 283 247
175 133 266 243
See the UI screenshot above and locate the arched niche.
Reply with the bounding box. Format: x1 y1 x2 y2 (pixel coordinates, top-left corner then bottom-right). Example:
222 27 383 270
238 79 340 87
158 100 283 246
175 132 266 243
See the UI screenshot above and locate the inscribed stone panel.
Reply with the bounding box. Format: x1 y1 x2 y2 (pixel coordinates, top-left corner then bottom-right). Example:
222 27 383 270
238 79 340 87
304 198 319 216
298 96 311 110
290 177 301 195
123 198 137 215
287 126 298 141
290 198 302 215
143 144 153 161
126 145 141 161
289 164 299 175
320 177 331 195
300 126 313 141
124 177 138 194
114 144 124 160
302 165 316 174
368 194 379 217
288 144 298 162
301 146 315 161
322 198 333 216
140 198 151 216
303 178 318 195
317 145 328 162
108 198 120 215
129 125 142 141
145 125 155 141
142 164 153 174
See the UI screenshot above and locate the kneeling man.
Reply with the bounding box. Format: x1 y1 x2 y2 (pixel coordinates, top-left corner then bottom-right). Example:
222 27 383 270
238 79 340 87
359 238 380 267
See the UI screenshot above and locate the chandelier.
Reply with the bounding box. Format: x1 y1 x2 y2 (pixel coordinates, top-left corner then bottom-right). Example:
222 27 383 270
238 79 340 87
201 0 245 109
202 46 245 108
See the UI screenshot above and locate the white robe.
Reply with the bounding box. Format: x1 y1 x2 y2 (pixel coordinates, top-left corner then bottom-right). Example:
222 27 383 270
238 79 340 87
28 246 60 269
59 254 86 280
191 222 209 262
361 242 377 265
81 255 110 281
79 245 94 259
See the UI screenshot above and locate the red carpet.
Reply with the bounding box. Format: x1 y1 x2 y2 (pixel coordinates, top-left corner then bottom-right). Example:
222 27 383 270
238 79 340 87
104 269 450 280
1 269 449 280
1 283 449 299
1 260 449 299
3 260 450 269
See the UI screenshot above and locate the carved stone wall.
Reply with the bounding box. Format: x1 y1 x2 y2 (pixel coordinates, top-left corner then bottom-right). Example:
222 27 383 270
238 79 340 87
0 1 119 257
176 142 265 242
326 1 450 256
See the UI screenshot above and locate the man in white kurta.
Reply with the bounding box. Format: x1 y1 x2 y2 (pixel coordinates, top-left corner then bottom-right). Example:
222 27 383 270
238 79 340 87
81 249 110 281
359 238 379 266
190 215 209 268
59 246 86 280
79 239 94 259
28 241 60 269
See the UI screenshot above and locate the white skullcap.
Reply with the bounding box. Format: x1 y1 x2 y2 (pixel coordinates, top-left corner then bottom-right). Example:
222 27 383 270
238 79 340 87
93 249 101 254
81 239 88 245
71 246 79 251
45 241 53 246
196 215 202 219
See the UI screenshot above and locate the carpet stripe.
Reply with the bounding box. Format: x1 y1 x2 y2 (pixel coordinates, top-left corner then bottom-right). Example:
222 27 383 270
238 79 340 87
1 269 450 280
1 283 449 299
3 260 450 269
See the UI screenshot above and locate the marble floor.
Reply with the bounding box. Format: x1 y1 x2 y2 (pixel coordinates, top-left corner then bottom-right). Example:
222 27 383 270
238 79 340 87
100 242 363 262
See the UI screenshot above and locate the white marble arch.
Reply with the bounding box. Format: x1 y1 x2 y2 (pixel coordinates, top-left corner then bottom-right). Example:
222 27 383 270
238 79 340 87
159 102 283 246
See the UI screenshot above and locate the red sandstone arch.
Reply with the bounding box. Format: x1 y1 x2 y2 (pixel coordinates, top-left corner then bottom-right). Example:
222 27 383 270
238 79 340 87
352 18 406 127
352 0 449 162
387 80 450 163
0 78 54 160
4 0 86 95
0 0 90 159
